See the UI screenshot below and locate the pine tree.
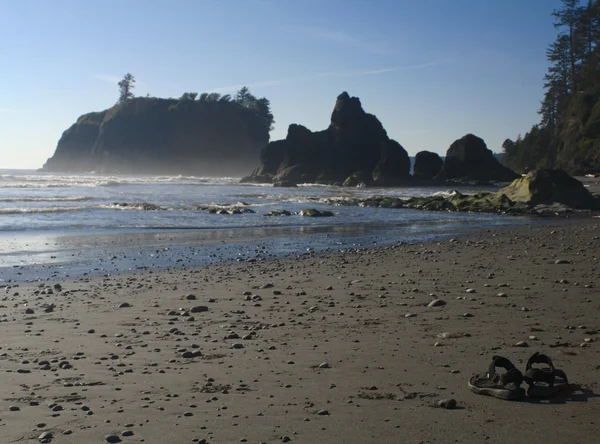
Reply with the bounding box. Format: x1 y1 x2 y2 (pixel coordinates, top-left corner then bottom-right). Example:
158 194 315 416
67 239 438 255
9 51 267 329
117 73 136 104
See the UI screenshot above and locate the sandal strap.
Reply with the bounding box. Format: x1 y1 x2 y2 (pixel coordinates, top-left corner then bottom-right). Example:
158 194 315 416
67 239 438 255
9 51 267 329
488 355 517 376
525 352 555 372
525 368 556 386
494 367 524 387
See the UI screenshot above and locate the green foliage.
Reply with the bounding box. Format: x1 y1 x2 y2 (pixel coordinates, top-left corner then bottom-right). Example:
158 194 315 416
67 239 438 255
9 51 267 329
117 73 135 104
505 0 600 173
180 92 198 101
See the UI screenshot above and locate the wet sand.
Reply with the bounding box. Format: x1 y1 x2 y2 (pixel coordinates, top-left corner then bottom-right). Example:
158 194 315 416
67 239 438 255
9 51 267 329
1 218 599 444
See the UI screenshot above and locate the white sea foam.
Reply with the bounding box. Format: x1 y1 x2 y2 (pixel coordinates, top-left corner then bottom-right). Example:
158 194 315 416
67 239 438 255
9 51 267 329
0 196 91 202
0 173 242 188
0 206 87 215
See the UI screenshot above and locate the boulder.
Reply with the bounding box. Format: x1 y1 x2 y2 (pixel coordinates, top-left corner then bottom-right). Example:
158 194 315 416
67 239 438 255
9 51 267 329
413 151 443 179
343 171 369 187
438 134 519 182
498 169 600 209
242 92 411 186
298 209 334 217
273 164 315 186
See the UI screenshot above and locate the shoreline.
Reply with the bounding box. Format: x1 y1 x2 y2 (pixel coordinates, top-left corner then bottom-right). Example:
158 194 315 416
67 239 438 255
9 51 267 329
1 217 598 443
0 214 529 284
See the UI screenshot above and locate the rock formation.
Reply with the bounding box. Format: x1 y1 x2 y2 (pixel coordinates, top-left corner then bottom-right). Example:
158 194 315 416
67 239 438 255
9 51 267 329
41 97 270 175
498 169 600 209
242 92 411 186
437 134 519 183
413 151 443 179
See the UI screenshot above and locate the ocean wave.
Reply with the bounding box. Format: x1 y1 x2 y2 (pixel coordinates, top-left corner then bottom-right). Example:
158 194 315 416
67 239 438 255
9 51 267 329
0 196 91 202
0 173 242 188
0 206 87 215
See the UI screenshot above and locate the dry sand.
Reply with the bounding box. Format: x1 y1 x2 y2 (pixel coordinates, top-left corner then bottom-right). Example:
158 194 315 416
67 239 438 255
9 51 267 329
1 219 599 444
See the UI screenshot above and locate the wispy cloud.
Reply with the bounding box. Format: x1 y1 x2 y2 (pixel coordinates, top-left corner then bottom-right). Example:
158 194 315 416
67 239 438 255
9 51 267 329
290 26 387 56
93 74 121 84
0 107 17 113
209 62 440 93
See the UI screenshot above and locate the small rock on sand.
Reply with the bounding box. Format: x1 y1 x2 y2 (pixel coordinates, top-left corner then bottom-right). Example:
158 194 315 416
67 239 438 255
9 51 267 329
190 305 208 313
428 299 446 307
105 435 122 443
437 398 457 409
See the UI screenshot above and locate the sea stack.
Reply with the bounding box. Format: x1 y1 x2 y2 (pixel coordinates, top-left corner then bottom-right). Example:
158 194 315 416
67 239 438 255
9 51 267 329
242 92 411 186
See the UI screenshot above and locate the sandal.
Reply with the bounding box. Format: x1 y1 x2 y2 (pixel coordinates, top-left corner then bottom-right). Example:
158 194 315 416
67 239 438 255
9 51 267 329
468 356 526 400
523 352 568 397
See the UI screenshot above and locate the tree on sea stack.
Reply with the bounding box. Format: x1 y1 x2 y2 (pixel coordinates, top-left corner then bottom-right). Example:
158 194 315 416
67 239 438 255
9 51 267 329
117 73 136 104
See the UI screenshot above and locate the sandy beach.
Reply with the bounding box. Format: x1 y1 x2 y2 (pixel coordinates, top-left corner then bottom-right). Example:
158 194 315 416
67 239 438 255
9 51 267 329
1 217 599 444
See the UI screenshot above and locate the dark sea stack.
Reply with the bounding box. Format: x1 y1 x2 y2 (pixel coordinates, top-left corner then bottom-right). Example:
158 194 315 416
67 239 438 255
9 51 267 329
498 169 600 209
242 92 411 186
438 134 519 182
42 97 270 175
413 150 443 179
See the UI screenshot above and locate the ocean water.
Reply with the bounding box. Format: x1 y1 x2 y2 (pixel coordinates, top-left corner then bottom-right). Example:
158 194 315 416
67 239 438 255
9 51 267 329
0 169 524 282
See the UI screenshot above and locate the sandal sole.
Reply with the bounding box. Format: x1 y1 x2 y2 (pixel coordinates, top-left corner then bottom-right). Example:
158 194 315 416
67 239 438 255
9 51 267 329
468 380 525 400
527 384 567 398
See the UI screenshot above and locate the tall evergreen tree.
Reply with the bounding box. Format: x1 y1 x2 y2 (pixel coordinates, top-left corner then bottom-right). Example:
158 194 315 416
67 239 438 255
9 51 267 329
504 0 600 173
117 73 136 104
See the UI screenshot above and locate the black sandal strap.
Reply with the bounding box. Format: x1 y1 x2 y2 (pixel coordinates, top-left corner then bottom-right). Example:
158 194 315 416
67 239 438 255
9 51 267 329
488 355 517 376
525 352 555 373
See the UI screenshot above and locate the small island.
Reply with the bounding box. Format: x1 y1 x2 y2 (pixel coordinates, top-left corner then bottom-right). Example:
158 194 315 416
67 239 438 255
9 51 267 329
41 78 274 176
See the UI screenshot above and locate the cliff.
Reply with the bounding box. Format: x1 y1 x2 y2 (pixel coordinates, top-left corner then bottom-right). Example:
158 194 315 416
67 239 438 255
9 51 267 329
41 96 271 175
242 92 411 186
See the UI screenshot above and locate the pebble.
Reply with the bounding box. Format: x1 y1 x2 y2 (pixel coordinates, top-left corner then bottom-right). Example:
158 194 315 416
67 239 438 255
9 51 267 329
555 259 570 264
317 409 329 415
428 299 446 307
515 341 529 347
437 398 457 409
105 435 122 443
118 302 131 308
38 431 53 441
318 362 330 369
190 305 208 313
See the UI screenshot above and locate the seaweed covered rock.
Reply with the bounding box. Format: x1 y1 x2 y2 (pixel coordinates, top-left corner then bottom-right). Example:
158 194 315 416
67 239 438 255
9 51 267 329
243 92 410 186
343 171 369 187
413 151 443 179
438 134 519 182
498 169 600 209
299 209 334 217
264 209 292 217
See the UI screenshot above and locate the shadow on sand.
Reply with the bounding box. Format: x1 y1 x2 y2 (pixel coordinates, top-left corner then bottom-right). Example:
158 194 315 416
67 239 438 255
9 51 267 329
523 384 599 405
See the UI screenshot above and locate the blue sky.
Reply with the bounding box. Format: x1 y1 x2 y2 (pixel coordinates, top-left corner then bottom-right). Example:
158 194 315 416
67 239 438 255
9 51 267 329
0 0 563 169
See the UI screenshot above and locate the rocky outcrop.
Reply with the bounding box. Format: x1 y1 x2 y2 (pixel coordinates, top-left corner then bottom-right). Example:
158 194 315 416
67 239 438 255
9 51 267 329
242 92 410 186
321 169 599 215
498 169 600 209
437 134 519 183
42 97 270 175
413 151 443 179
